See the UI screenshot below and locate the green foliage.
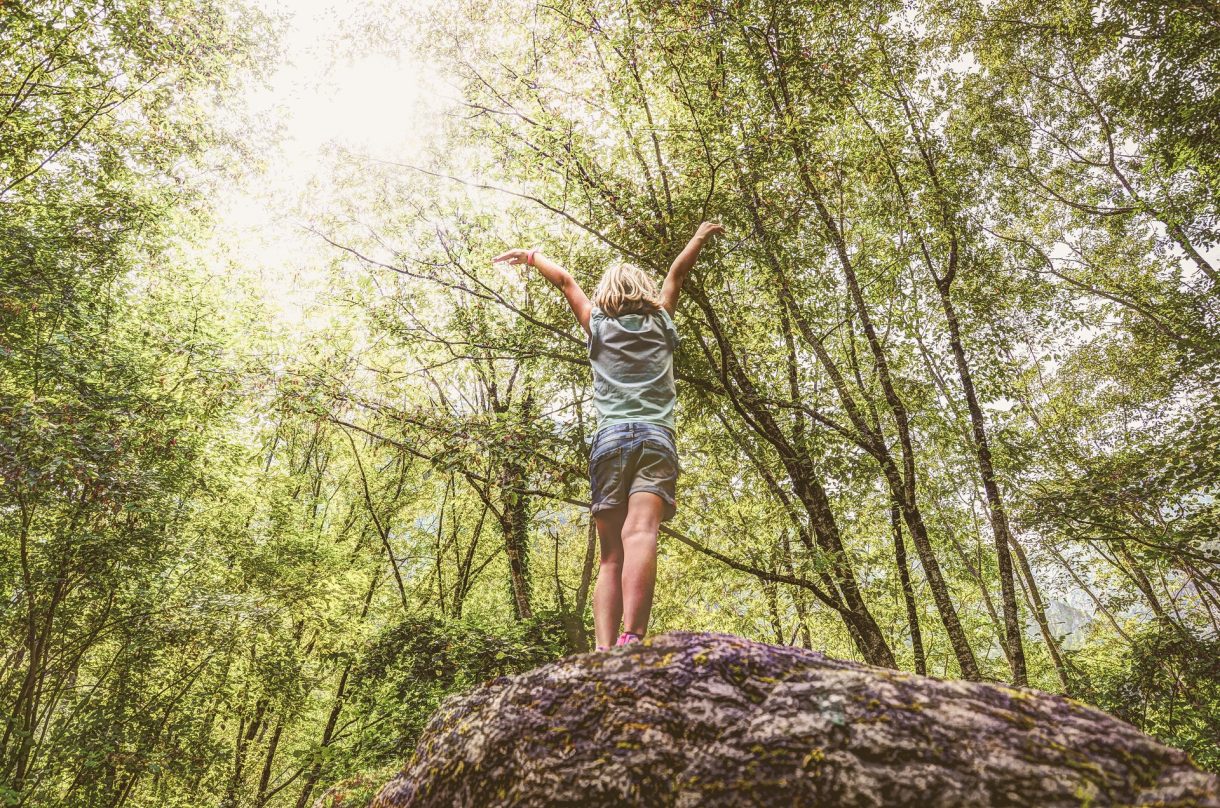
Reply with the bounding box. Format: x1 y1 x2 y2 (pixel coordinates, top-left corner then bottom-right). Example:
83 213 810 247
1071 625 1220 772
346 613 568 763
3 0 1220 805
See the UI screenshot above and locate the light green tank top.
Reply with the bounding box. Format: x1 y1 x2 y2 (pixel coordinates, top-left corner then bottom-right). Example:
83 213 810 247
588 305 679 431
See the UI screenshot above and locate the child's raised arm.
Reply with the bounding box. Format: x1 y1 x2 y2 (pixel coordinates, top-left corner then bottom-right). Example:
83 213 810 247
493 248 593 335
661 221 724 314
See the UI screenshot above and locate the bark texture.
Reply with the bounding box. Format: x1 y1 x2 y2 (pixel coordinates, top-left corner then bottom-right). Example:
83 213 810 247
370 632 1218 808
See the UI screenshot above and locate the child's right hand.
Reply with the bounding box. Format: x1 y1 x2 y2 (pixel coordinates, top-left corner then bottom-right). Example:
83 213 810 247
695 221 725 243
492 248 530 266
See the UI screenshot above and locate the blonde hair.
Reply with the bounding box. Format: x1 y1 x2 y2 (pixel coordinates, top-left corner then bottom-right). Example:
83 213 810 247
592 263 663 317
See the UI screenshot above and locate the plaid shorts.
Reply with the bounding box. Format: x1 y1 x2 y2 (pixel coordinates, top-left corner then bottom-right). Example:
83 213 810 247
589 422 679 522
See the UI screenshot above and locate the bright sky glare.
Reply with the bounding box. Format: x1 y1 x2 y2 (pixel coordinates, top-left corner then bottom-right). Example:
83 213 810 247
206 0 448 329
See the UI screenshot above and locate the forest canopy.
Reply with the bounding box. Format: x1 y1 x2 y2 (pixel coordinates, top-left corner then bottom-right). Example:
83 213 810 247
2 0 1218 806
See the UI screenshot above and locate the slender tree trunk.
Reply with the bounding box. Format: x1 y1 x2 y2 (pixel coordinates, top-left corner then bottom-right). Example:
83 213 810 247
568 519 599 650
876 58 1028 684
254 721 284 807
294 572 378 808
226 697 268 807
500 452 534 621
1009 538 1073 694
941 515 1007 645
293 665 352 808
780 531 814 650
753 23 979 678
495 392 535 621
935 280 1028 685
345 430 409 610
714 410 865 654
881 462 980 680
4 567 67 790
763 577 787 645
450 502 489 620
891 505 926 675
787 465 897 669
1113 544 1188 638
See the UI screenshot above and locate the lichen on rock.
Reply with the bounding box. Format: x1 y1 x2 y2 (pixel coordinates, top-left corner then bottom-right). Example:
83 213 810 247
370 631 1220 807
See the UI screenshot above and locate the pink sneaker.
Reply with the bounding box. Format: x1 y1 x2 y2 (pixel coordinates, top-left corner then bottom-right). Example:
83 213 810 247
596 644 610 652
616 632 643 646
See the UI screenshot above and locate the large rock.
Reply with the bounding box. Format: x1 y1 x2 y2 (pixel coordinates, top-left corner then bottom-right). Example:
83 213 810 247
371 631 1219 807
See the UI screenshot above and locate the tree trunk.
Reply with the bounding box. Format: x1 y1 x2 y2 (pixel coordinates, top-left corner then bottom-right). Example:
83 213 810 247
566 519 599 651
494 392 535 622
499 453 534 621
780 531 814 650
1009 538 1073 694
935 279 1028 685
294 572 378 808
254 721 284 807
890 505 926 676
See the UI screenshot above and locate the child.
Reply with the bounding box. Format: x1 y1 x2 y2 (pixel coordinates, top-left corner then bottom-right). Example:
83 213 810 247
493 222 724 650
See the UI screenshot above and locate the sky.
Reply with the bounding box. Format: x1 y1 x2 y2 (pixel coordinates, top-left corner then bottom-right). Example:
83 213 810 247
205 0 449 329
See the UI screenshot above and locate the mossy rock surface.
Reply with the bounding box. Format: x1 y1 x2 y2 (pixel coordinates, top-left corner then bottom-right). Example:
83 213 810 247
371 631 1220 807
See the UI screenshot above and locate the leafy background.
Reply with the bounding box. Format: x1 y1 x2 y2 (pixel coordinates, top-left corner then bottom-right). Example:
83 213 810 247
2 0 1218 805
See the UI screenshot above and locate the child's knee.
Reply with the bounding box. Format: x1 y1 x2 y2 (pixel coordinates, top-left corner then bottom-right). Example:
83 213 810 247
621 527 658 550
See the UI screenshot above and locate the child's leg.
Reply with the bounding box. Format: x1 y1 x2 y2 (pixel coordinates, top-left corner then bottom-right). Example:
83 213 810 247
621 491 665 637
593 508 626 649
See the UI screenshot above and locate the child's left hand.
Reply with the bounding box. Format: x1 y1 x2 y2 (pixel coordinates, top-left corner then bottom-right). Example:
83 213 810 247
694 221 725 243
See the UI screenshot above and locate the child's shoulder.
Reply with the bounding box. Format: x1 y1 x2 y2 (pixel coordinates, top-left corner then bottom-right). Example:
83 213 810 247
593 304 673 321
